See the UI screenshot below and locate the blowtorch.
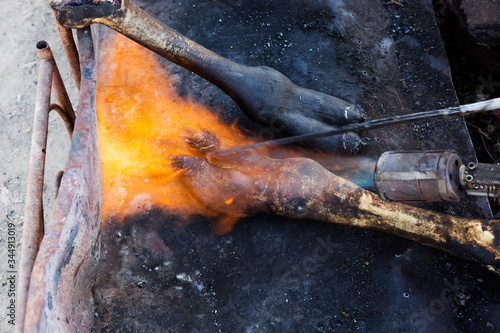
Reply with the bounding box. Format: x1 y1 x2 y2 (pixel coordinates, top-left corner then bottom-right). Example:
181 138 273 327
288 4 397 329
211 97 500 203
374 150 500 202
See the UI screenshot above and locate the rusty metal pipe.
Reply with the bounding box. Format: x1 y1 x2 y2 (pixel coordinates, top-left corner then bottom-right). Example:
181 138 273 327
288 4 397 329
16 41 75 333
47 44 76 130
54 19 81 91
16 41 54 333
50 0 365 152
50 103 74 139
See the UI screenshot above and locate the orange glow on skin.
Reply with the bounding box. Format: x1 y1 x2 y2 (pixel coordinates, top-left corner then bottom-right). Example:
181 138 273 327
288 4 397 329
96 34 255 222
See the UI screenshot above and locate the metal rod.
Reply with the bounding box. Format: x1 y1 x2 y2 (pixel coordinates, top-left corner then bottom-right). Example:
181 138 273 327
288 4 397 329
47 43 76 129
55 19 81 91
16 41 54 333
211 97 500 157
50 103 74 139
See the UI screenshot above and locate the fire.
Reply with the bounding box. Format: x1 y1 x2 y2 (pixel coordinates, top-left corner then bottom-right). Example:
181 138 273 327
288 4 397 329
96 33 255 222
96 33 375 232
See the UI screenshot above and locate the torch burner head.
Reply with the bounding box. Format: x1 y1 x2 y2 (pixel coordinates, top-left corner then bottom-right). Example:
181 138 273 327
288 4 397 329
374 151 464 202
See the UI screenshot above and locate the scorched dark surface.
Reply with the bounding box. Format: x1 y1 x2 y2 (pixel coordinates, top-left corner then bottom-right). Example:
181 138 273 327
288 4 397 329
92 0 499 332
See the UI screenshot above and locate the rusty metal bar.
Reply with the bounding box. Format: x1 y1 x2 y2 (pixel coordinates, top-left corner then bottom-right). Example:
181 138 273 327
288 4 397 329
16 41 54 333
15 41 75 333
55 19 81 91
48 45 76 130
50 103 74 139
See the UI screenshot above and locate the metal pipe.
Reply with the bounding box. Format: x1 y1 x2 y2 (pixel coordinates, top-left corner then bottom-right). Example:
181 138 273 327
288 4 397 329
54 19 81 91
51 0 259 87
47 45 76 130
50 103 74 139
15 40 54 333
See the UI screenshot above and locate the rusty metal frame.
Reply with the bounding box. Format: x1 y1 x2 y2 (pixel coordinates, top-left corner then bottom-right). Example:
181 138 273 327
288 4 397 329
16 40 75 333
16 27 102 332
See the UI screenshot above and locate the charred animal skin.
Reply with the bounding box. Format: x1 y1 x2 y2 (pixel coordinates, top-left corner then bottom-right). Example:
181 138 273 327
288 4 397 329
172 132 500 267
50 0 365 152
264 158 500 267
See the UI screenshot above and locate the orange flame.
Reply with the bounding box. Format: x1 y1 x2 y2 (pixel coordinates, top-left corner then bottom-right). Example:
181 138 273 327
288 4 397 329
96 34 255 221
96 34 376 232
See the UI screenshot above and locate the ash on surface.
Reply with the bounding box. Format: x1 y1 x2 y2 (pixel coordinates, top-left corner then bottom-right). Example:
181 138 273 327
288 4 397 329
93 211 500 332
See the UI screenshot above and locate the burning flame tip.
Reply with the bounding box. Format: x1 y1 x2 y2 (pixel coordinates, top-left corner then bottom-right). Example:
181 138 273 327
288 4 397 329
98 34 259 225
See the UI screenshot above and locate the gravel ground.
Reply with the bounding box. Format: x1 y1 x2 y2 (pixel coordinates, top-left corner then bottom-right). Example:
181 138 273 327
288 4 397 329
0 1 78 331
